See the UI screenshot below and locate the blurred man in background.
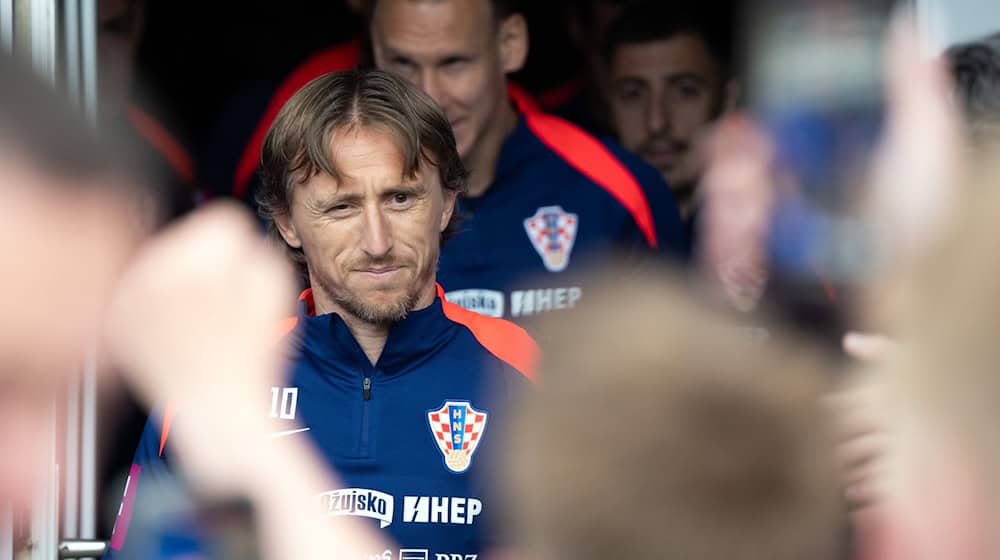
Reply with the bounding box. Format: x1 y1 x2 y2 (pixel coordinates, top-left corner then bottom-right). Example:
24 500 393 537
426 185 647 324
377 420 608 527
98 0 195 217
368 0 688 325
603 1 738 221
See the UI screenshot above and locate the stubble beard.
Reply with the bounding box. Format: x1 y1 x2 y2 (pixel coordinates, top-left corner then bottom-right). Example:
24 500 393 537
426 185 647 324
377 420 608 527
315 264 429 327
311 248 440 327
333 287 417 327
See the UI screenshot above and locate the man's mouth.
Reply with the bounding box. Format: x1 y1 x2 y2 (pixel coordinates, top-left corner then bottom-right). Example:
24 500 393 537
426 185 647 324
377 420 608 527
356 266 403 279
641 141 687 168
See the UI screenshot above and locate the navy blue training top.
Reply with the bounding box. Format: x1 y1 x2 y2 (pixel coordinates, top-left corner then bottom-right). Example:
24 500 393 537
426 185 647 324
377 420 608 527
103 288 537 560
438 112 687 324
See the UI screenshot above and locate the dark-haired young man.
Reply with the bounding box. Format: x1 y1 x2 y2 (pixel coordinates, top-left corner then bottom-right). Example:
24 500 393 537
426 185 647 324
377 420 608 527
603 1 738 219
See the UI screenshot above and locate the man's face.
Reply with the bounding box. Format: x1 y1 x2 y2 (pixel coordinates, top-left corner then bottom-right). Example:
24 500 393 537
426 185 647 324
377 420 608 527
276 126 456 324
608 33 732 194
370 0 520 161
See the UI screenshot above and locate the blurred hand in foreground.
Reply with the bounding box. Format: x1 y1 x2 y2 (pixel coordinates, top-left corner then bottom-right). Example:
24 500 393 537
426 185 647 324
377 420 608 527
103 202 388 559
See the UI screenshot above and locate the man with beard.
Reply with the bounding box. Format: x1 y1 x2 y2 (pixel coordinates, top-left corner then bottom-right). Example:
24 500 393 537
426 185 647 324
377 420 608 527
603 1 738 221
367 0 688 325
104 69 538 559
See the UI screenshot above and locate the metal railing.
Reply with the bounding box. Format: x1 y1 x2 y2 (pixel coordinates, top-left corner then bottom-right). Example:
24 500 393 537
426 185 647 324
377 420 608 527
0 1 106 558
58 540 107 559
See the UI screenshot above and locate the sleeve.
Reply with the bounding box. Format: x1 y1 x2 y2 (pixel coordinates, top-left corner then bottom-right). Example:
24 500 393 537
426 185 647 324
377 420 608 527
101 406 205 560
604 139 691 261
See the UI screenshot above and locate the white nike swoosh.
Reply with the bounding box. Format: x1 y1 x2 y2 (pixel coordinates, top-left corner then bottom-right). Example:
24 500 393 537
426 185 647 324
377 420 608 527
270 427 311 438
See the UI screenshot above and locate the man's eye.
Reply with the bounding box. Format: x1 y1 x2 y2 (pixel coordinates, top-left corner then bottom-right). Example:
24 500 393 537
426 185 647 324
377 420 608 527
673 81 705 100
328 204 351 214
390 59 418 77
618 86 643 103
392 193 410 204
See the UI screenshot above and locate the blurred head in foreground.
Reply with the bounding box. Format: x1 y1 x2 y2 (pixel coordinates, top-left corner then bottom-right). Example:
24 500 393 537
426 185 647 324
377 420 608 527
0 53 140 503
503 273 846 560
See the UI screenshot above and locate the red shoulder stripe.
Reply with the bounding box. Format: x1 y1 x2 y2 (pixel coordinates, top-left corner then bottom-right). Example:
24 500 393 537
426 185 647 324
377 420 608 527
158 403 175 458
523 112 658 248
275 288 313 338
437 285 539 381
298 288 316 315
276 316 300 339
126 105 195 185
233 40 362 198
536 76 585 111
507 82 542 114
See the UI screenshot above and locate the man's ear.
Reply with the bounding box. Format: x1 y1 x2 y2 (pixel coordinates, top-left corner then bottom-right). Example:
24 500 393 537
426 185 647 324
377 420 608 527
498 13 529 74
273 211 302 249
440 188 458 233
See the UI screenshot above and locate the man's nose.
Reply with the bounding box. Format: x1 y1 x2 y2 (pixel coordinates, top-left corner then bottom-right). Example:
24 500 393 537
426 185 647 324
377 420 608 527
648 93 670 135
417 70 449 111
360 205 394 258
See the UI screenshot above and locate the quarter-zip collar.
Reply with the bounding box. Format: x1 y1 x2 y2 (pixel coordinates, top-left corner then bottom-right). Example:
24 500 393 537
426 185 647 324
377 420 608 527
292 286 460 378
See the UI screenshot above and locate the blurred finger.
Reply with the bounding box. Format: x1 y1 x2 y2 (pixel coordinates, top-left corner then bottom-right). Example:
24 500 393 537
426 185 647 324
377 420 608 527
870 10 963 266
843 332 895 362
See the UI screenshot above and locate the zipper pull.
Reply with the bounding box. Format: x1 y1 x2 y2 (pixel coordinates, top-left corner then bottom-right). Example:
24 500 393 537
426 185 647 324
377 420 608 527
363 376 372 401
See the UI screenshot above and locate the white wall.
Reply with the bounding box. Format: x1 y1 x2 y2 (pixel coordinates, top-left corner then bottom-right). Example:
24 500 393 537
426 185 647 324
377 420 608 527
917 0 1000 53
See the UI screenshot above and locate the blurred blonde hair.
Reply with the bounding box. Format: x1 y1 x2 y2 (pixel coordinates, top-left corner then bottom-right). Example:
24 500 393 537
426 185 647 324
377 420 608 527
502 270 846 560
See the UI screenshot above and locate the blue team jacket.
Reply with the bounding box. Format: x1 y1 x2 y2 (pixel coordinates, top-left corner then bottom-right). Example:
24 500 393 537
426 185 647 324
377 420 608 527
104 286 538 559
438 111 688 323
